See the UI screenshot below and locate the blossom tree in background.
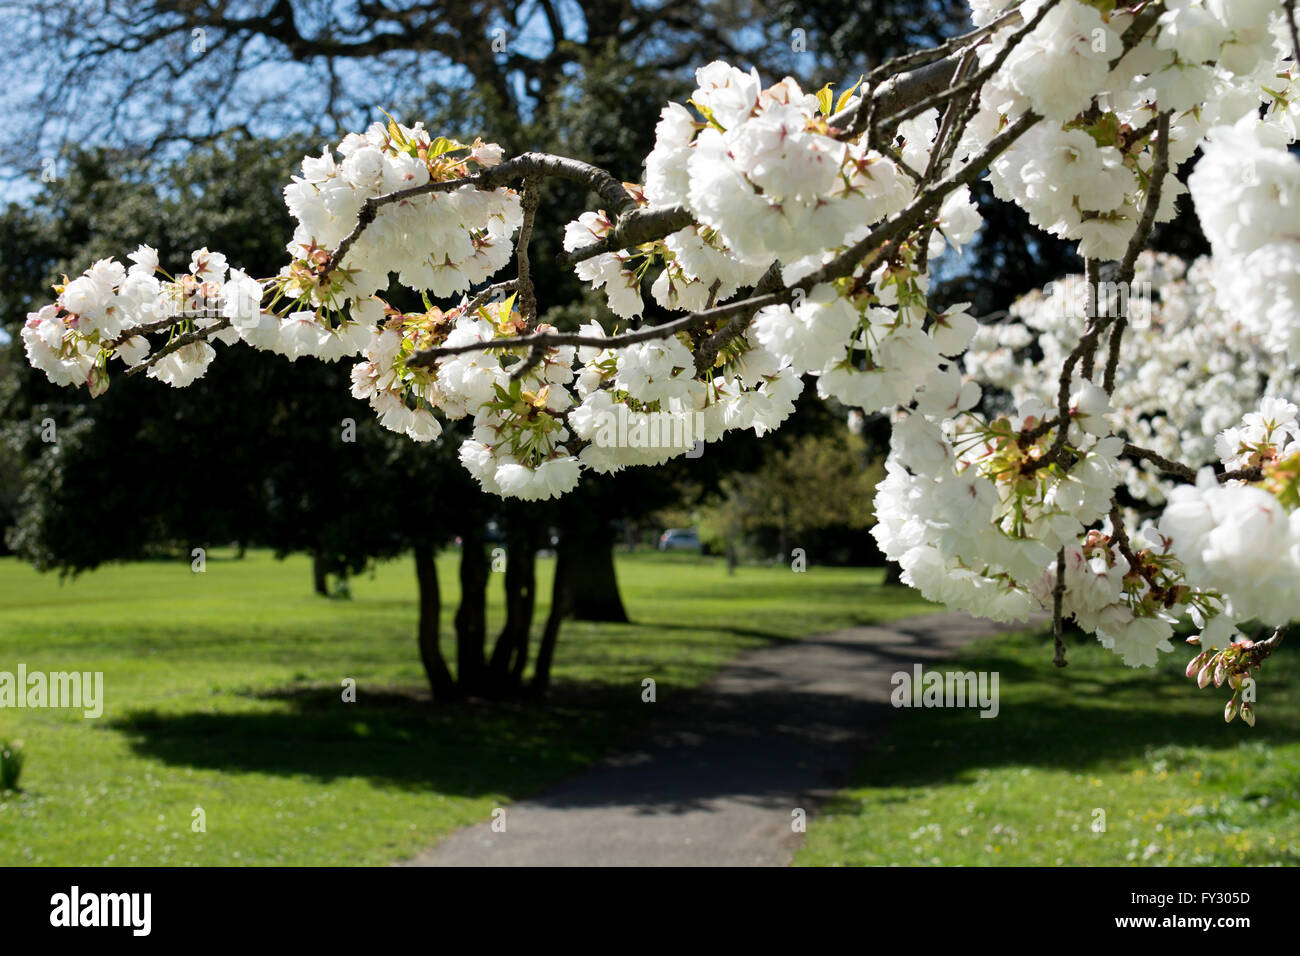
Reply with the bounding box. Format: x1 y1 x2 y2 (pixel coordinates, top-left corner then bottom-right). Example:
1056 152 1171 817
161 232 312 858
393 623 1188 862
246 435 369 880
21 0 1300 723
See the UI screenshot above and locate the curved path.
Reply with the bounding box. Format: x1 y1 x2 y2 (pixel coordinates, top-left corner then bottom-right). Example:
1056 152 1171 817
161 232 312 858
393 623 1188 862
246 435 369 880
403 611 1038 867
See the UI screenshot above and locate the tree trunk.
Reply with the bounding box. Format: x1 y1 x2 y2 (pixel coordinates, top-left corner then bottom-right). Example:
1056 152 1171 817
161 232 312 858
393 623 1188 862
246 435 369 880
414 544 456 700
455 525 488 694
506 534 536 686
311 550 329 596
531 539 572 697
487 522 537 695
564 510 628 622
883 561 905 586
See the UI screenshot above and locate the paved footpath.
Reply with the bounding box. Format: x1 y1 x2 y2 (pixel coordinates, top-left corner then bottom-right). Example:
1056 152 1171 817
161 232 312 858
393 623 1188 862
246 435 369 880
403 611 1037 867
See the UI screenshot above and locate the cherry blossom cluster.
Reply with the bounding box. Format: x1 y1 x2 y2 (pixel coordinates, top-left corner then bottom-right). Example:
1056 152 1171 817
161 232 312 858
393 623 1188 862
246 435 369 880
871 382 1134 630
1160 400 1300 628
982 0 1296 261
645 69 915 267
1189 117 1300 362
23 246 261 391
284 120 518 305
965 251 1295 505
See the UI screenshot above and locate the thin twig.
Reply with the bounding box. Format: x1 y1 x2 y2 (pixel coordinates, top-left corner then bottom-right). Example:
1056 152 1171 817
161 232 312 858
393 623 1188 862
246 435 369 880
406 291 790 367
835 6 1026 139
1286 0 1300 79
1104 110 1172 394
1052 548 1068 667
559 205 696 269
1121 442 1264 485
1046 258 1103 463
509 344 547 382
1122 443 1196 482
693 265 781 374
459 279 518 318
125 319 231 374
106 309 228 347
1078 259 1103 383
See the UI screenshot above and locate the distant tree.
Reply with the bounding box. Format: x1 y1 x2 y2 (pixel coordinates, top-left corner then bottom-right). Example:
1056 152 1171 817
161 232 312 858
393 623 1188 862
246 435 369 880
694 429 882 566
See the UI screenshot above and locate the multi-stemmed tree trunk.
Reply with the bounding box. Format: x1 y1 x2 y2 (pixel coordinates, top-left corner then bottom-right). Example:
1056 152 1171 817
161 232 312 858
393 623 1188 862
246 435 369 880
409 510 627 701
454 520 488 693
486 515 539 694
411 508 553 701
531 534 574 697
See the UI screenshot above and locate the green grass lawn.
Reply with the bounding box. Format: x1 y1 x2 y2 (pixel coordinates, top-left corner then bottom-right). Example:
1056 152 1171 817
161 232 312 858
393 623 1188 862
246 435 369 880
0 549 929 865
796 625 1300 866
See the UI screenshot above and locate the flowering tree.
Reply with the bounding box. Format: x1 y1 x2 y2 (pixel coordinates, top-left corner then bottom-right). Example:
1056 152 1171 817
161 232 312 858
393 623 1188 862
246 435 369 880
21 0 1300 722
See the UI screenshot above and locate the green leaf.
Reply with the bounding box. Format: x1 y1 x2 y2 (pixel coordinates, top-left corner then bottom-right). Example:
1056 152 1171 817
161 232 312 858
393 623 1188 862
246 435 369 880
689 98 725 131
834 76 864 115
378 109 407 149
427 136 468 160
816 83 835 117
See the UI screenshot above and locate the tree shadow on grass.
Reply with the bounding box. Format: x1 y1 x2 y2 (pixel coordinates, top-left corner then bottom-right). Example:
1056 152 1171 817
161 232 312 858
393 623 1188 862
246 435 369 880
842 639 1300 795
106 622 1300 816
109 678 649 800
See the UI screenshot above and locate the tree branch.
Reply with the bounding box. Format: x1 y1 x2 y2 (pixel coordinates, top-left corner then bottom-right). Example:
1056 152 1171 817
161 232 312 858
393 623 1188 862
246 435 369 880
125 320 231 375
1122 443 1196 482
514 176 542 324
558 204 697 269
325 151 636 274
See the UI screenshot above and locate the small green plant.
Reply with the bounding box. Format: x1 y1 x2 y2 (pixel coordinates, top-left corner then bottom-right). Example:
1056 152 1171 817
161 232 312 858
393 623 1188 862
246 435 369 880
1 739 24 792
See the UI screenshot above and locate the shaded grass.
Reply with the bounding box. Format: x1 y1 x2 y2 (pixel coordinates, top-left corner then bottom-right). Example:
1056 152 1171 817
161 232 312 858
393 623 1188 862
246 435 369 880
0 549 930 865
795 626 1300 866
